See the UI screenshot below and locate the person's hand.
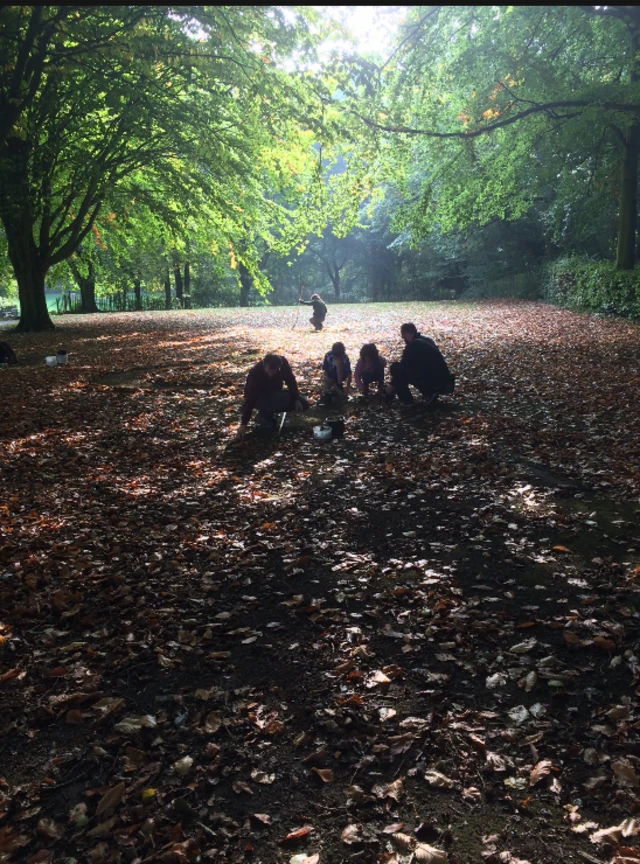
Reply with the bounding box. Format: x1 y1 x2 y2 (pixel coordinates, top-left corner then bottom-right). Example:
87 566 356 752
235 424 247 441
294 399 303 413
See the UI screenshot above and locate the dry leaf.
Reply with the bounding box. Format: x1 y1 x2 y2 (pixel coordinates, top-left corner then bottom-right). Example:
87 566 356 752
613 760 640 788
204 712 222 734
174 756 194 777
96 782 125 816
281 825 313 843
311 767 333 783
424 770 455 789
341 824 362 845
530 760 553 786
414 843 448 863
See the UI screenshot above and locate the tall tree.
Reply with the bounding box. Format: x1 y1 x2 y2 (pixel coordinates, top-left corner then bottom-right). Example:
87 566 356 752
360 6 640 270
0 6 332 331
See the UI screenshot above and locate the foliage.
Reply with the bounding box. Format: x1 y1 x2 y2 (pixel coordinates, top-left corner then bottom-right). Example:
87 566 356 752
365 6 640 268
544 257 640 318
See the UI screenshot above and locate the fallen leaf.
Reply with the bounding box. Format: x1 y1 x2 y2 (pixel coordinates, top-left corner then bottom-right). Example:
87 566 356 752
96 782 125 816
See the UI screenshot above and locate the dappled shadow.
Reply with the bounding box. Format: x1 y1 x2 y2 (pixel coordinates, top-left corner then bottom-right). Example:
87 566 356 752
2 302 640 863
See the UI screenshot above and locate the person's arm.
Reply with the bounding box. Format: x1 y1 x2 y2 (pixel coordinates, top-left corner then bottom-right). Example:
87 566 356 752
354 358 363 391
238 369 258 432
299 299 312 306
335 357 345 389
281 357 299 400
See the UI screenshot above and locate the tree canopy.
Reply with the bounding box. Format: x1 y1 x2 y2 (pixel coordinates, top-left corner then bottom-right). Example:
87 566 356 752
1 6 640 330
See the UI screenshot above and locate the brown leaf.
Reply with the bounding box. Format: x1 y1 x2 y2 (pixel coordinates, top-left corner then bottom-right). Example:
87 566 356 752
391 832 415 852
341 823 362 845
280 825 313 843
251 813 272 826
86 816 117 838
613 760 640 788
414 843 448 863
530 760 553 786
36 818 62 841
424 770 455 789
204 711 222 734
95 782 125 816
311 767 334 783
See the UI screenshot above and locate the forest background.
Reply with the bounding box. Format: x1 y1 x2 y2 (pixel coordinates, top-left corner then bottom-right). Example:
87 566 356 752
2 5 640 331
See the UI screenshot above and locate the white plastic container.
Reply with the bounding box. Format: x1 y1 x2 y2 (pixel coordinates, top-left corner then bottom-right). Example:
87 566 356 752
45 356 57 367
313 425 332 441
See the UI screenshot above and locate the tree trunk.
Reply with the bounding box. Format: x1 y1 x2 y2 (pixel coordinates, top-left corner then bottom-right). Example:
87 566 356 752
133 277 142 311
616 122 640 270
69 257 99 313
80 265 99 313
328 264 341 300
164 268 172 309
122 284 127 311
239 263 251 307
0 138 54 331
4 221 53 332
173 263 183 305
183 261 191 309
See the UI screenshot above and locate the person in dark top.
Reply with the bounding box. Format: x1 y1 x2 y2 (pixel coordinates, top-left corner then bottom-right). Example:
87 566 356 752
388 323 454 407
299 293 327 331
322 342 352 391
236 353 309 440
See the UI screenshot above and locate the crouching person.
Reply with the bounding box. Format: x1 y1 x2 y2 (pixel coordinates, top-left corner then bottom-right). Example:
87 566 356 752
389 323 454 407
236 353 309 440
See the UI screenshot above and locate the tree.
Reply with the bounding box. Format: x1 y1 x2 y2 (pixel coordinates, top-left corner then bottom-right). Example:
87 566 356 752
359 6 640 270
0 6 333 331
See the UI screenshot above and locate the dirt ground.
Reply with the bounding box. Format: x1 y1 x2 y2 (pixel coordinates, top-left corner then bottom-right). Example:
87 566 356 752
1 301 639 864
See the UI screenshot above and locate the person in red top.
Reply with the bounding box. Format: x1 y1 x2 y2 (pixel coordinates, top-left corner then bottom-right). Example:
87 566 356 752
236 353 309 440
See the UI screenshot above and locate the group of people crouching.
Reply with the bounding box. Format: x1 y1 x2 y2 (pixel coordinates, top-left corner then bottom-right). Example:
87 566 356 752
235 322 454 440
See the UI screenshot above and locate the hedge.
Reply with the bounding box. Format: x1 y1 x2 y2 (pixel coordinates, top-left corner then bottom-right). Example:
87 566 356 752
543 258 640 319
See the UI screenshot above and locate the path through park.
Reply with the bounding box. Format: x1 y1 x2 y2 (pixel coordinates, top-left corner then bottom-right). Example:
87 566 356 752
1 301 640 864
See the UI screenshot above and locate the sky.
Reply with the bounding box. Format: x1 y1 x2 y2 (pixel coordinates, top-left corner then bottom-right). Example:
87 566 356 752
322 5 406 60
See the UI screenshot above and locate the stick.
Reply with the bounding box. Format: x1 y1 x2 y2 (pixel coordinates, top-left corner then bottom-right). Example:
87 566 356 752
277 411 287 437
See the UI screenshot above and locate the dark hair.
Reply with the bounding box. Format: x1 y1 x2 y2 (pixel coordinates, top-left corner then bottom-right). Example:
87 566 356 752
360 343 379 360
401 322 417 335
263 353 282 371
310 293 321 300
331 341 346 358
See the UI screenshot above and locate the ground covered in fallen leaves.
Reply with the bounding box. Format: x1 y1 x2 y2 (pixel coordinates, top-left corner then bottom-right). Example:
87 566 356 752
1 300 640 864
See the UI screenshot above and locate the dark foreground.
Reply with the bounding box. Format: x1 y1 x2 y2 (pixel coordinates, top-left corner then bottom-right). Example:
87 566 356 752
1 302 639 864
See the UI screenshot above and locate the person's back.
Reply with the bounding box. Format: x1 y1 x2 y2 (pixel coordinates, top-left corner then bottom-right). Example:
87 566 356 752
402 335 450 390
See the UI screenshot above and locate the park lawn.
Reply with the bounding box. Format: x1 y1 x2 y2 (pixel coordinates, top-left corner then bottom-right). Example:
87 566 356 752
1 300 639 864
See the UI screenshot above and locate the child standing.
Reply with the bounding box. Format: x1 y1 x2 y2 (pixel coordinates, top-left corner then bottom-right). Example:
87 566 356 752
354 343 386 396
322 342 352 391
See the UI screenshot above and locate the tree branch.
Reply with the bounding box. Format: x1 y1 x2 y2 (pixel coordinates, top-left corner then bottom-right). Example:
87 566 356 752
352 99 640 139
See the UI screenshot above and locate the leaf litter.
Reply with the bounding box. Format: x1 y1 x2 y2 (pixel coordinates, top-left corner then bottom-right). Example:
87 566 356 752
1 302 640 863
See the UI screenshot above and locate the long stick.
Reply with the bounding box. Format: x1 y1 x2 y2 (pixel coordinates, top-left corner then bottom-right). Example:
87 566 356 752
292 284 304 330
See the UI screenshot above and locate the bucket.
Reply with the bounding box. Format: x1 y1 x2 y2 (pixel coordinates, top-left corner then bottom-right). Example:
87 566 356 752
45 356 57 367
313 425 332 441
325 415 345 439
56 350 68 365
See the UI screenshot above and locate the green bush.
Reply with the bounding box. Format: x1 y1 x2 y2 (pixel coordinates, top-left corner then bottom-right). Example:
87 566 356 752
543 257 640 319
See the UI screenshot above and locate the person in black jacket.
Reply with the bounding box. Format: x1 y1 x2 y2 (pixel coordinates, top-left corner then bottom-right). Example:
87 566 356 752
388 323 454 407
299 293 327 331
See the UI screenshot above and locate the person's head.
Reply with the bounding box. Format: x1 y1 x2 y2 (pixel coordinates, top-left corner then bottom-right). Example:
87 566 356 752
331 342 346 359
360 343 379 361
263 353 282 378
401 322 418 344
310 293 321 301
